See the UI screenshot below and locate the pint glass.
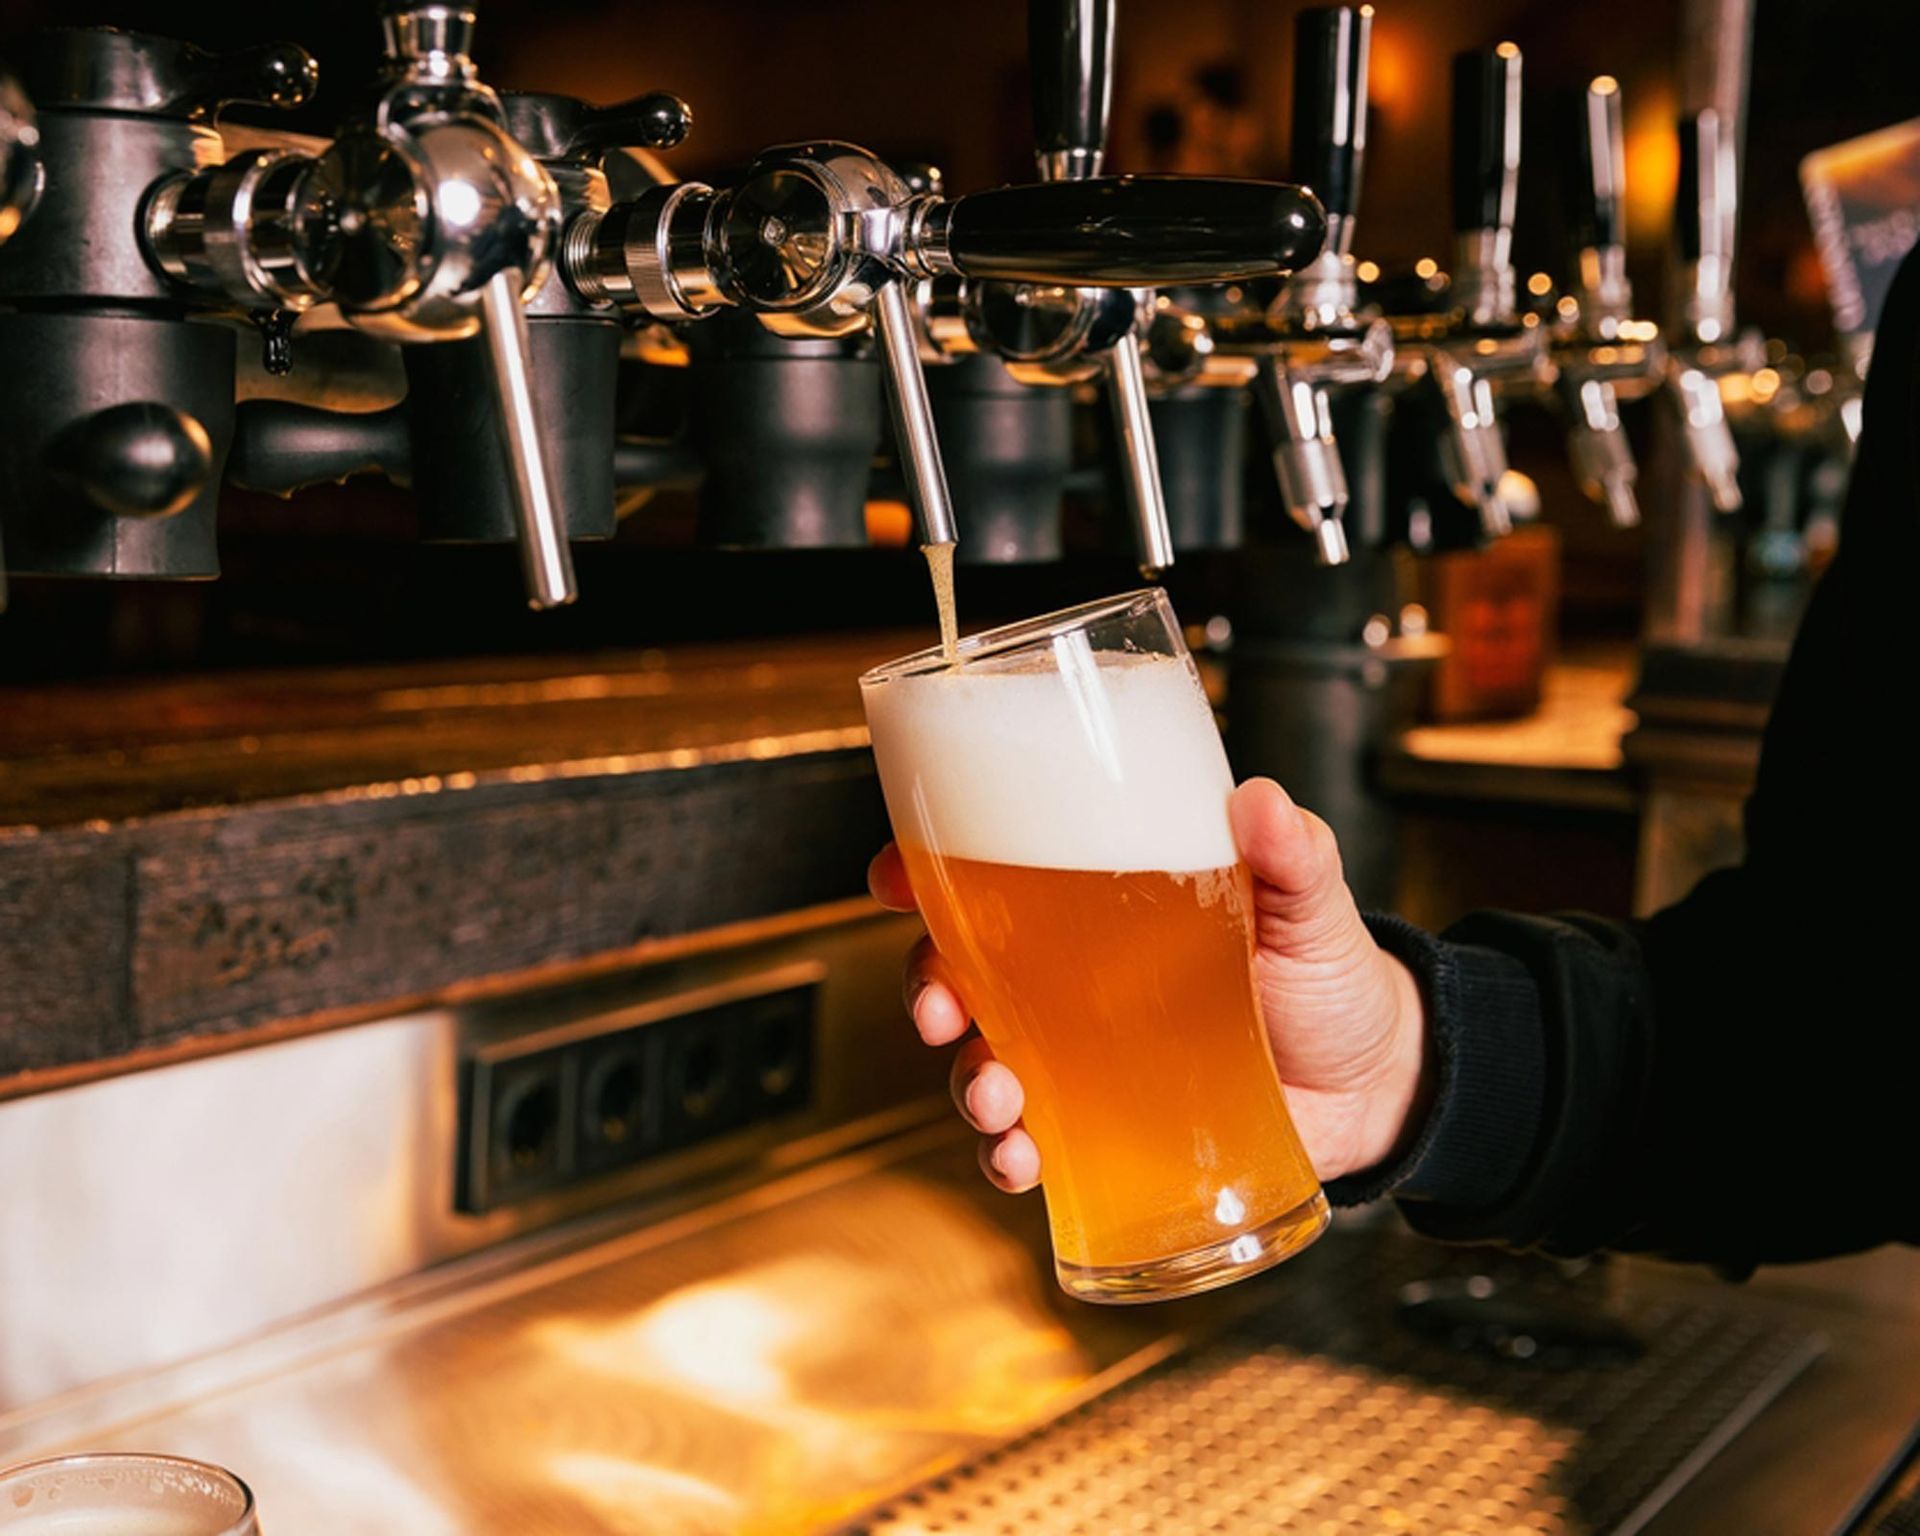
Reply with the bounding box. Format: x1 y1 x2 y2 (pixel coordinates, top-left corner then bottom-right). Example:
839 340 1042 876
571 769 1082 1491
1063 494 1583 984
861 590 1328 1302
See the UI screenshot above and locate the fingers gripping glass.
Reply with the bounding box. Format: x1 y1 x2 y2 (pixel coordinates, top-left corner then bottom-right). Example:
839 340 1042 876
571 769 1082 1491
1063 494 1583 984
861 590 1329 1303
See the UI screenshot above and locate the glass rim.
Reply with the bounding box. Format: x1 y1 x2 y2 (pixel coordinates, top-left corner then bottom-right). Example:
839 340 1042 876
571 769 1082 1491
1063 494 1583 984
859 587 1173 685
0 1452 257 1535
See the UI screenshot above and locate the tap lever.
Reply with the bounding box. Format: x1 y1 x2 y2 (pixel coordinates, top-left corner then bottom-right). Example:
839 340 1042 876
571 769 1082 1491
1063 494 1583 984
928 176 1327 286
1676 109 1738 344
1030 0 1113 181
1291 6 1371 241
1451 44 1522 244
1567 76 1626 257
502 91 692 162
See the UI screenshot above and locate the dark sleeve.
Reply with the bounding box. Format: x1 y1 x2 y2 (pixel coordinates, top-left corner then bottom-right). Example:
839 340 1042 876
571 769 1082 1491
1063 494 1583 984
1327 245 1920 1269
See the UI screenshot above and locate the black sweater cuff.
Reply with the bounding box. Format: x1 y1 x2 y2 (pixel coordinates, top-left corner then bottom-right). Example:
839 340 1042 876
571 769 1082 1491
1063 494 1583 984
1324 913 1549 1211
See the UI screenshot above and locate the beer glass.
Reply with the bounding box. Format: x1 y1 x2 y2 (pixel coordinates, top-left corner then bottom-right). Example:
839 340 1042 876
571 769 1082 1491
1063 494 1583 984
861 589 1328 1302
0 1453 259 1534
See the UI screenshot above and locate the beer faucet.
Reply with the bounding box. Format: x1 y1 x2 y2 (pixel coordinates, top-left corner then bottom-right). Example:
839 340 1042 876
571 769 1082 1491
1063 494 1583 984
145 2 579 608
1547 76 1666 528
1253 4 1395 565
1386 44 1545 539
1665 108 1747 513
566 144 1326 569
1012 0 1173 576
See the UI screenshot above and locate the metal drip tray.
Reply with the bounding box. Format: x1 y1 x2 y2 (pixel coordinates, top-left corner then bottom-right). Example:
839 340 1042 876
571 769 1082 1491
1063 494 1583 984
852 1245 1824 1536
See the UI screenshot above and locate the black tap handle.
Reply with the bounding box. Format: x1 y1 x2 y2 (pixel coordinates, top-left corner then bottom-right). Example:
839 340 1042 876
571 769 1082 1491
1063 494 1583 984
1450 44 1522 236
1030 0 1114 177
942 175 1326 284
227 401 412 498
502 91 693 162
1675 110 1735 267
1563 76 1625 251
1290 7 1372 222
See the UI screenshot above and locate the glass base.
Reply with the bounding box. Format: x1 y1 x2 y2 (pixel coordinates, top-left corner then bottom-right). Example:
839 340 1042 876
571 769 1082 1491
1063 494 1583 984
1055 1188 1332 1305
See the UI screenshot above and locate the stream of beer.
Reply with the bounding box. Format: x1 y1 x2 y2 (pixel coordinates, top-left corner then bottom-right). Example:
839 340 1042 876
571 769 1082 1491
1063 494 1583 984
923 541 958 664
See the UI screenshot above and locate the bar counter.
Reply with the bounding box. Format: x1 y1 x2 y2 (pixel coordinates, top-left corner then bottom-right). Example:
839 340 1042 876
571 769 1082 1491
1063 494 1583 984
1 636 918 1092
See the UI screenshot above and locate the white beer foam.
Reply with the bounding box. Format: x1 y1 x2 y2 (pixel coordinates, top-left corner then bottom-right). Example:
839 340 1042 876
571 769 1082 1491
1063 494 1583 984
864 644 1238 873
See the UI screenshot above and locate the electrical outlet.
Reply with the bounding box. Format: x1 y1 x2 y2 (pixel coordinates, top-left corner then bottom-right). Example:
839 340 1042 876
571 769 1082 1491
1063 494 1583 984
456 969 819 1214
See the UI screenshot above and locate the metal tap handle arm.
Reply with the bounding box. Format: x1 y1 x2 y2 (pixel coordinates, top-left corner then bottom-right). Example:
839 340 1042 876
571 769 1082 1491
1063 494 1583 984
1097 316 1175 575
1451 45 1522 237
478 268 576 607
1291 7 1372 230
1030 0 1113 180
933 176 1327 284
872 279 958 548
1565 76 1626 254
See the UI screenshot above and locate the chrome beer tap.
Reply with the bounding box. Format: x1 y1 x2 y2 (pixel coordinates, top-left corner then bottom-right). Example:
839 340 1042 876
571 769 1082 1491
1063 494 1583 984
1385 44 1546 539
565 137 1325 571
1547 75 1667 528
1665 108 1747 513
1252 4 1394 565
144 2 578 608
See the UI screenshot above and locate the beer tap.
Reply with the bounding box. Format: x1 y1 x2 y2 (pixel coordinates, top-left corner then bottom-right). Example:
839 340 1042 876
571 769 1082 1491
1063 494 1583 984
1251 4 1395 565
1018 0 1175 576
1666 108 1746 513
1547 76 1666 528
1387 44 1545 540
144 2 579 608
566 146 1325 567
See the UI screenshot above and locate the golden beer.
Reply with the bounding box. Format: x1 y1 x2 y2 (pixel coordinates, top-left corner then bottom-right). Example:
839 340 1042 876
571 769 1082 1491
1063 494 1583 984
862 591 1328 1302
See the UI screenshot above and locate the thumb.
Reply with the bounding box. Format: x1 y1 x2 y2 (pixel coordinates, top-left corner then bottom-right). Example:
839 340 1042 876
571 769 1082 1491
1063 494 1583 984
1229 777 1357 943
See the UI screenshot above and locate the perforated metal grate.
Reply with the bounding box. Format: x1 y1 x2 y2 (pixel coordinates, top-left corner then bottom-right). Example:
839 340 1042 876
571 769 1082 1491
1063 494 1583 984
853 1238 1822 1536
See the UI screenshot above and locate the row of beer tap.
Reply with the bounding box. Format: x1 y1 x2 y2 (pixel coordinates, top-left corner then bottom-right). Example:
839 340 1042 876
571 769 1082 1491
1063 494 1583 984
0 0 1777 615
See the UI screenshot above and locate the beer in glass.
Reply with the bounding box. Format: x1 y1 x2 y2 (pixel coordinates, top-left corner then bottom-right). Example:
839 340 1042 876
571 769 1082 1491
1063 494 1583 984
861 589 1328 1302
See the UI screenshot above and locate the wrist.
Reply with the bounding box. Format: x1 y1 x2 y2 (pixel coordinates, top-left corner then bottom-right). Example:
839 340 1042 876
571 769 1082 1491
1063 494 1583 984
1354 949 1434 1173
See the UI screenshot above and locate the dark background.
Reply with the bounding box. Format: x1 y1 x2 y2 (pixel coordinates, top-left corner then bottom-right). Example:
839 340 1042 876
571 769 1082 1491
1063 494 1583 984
1 0 1915 676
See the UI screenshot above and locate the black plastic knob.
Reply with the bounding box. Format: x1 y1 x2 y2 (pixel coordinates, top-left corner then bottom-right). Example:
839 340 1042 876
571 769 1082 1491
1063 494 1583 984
1030 0 1114 174
945 176 1326 285
1450 44 1522 236
1290 7 1372 222
45 401 212 518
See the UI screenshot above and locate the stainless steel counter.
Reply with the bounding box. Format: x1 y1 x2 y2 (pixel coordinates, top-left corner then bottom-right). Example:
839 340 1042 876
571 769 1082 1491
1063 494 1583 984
6 1123 1913 1534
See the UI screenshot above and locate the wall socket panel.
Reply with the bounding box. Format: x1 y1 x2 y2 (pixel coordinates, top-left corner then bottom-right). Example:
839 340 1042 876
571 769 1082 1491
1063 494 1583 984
456 970 819 1215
